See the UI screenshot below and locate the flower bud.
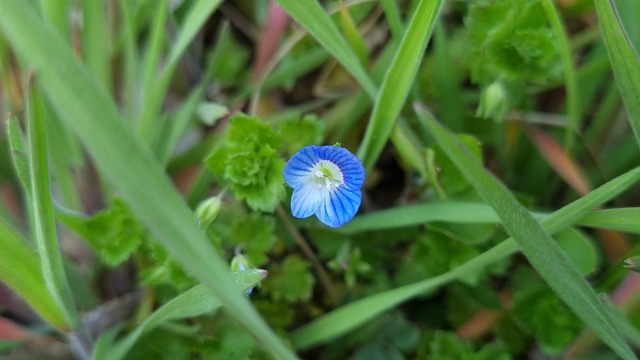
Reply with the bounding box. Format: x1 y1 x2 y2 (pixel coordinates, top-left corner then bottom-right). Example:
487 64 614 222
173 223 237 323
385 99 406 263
231 254 259 295
195 196 222 230
476 81 508 122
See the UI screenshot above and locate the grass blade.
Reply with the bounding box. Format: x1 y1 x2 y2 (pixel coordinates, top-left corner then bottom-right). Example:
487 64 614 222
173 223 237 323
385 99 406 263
415 104 635 360
81 0 112 93
540 0 580 150
578 208 640 234
357 0 444 170
7 116 30 194
595 0 640 150
0 217 68 329
26 83 78 329
381 0 403 42
341 202 500 233
275 0 377 98
138 0 224 145
0 2 296 359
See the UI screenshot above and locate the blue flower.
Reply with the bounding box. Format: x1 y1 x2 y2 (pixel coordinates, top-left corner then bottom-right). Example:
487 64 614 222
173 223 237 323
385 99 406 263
283 145 365 228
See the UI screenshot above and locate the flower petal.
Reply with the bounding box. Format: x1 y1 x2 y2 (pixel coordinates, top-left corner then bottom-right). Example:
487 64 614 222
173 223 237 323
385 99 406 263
315 188 362 228
283 145 320 188
291 181 325 219
315 146 365 190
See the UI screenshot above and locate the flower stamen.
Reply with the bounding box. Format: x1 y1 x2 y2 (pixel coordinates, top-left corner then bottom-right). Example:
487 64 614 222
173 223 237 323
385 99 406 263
311 160 344 192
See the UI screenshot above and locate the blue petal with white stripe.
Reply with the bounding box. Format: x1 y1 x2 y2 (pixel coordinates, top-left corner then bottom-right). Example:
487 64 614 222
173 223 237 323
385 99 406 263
284 145 365 228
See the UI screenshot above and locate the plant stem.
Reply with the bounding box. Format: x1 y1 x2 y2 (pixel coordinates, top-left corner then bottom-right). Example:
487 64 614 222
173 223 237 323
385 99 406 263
276 205 338 305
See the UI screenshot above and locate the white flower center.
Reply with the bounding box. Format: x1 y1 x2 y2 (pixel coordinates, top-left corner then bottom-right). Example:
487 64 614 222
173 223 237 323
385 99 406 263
311 160 343 192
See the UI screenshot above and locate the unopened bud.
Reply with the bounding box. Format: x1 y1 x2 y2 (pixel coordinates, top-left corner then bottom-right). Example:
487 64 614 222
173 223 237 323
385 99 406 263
231 254 261 295
476 81 508 122
195 196 222 230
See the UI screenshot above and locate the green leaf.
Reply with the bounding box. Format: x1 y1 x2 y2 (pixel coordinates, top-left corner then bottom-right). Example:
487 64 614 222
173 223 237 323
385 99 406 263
578 208 640 234
231 214 276 266
611 0 640 58
6 116 30 194
341 202 501 233
0 3 296 359
208 22 250 86
381 0 403 42
466 0 559 84
26 83 77 329
167 0 224 66
81 0 112 92
554 227 600 276
278 114 325 156
338 3 369 66
539 0 579 148
138 0 225 144
431 134 484 195
97 269 268 360
415 106 634 359
196 102 228 126
274 0 377 98
58 199 145 266
0 217 68 329
420 330 510 360
511 267 583 354
206 114 285 212
595 0 640 150
264 254 315 302
393 232 482 287
357 0 444 170
156 79 208 164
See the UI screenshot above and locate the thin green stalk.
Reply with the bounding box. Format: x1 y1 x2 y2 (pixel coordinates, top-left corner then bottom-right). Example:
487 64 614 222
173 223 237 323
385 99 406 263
595 0 640 150
381 0 403 42
138 0 225 146
275 0 377 98
27 81 78 329
357 0 444 170
540 0 580 151
119 0 139 122
276 206 338 305
0 216 68 329
137 0 169 138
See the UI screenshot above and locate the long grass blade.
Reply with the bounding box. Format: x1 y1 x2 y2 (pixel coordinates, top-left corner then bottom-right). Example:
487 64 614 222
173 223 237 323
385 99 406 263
415 105 635 360
578 208 640 234
0 217 68 329
540 0 580 150
595 0 640 150
275 0 377 98
357 0 444 170
26 83 77 329
138 0 224 145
